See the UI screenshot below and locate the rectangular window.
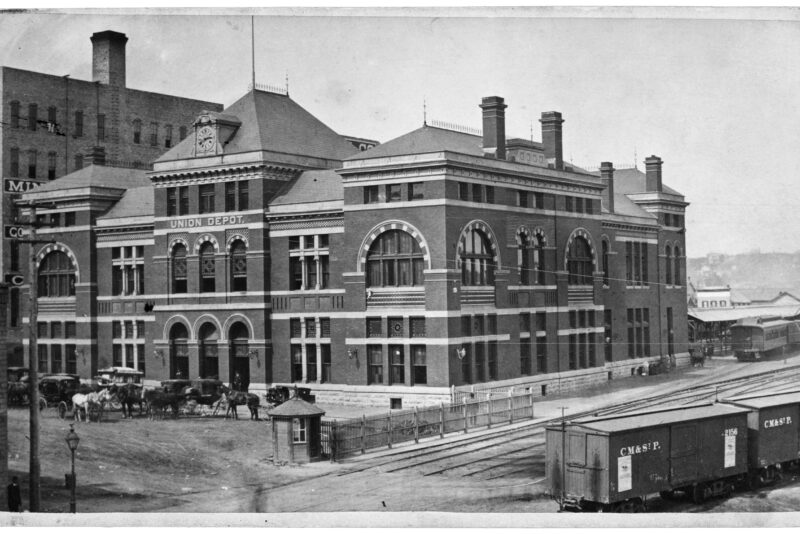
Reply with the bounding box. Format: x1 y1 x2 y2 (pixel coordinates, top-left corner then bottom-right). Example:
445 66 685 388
112 266 123 295
461 345 471 384
125 321 134 338
569 334 577 370
367 345 383 384
518 191 529 208
412 346 427 385
305 318 316 338
472 183 483 203
569 310 577 329
9 288 19 328
112 321 122 339
461 315 471 337
291 345 303 382
167 188 177 216
625 241 633 284
113 345 123 367
10 241 19 271
520 340 532 375
289 236 300 250
38 322 48 338
536 338 547 373
604 309 613 362
238 181 248 210
293 418 307 443
475 342 485 382
290 318 302 338
28 150 37 179
150 122 158 146
534 192 544 209
51 322 62 339
642 243 649 286
48 151 57 180
289 257 303 290
321 344 331 383
386 183 402 202
627 308 635 358
643 308 651 357
179 187 189 215
10 101 20 128
51 345 62 374
165 125 173 148
409 182 424 201
485 186 494 204
28 103 37 131
133 121 141 144
10 148 19 178
74 111 83 137
305 257 318 289
459 182 469 201
389 346 404 385
565 196 574 212
488 342 498 381
65 322 76 339
320 256 329 289
388 317 404 338
137 344 145 373
410 317 426 338
535 312 546 332
306 345 317 382
64 212 76 226
225 182 236 211
364 185 380 204
199 184 215 214
66 344 77 374
520 313 530 333
367 318 382 338
136 321 145 338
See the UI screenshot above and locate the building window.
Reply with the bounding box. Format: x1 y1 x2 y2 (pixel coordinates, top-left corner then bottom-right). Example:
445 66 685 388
64 212 76 227
320 318 331 338
488 342 498 381
288 235 330 290
366 230 424 288
389 346 404 385
48 152 57 180
113 345 123 367
199 242 216 293
230 240 247 292
225 181 249 211
321 344 332 383
150 122 158 146
386 183 402 202
199 184 215 214
133 119 141 144
364 185 380 204
37 251 76 297
472 184 483 203
38 346 48 373
167 186 189 216
169 323 190 378
411 346 427 385
665 245 673 285
459 182 469 201
10 241 19 272
97 113 105 141
367 318 382 338
51 322 63 339
289 318 301 338
27 149 37 179
367 345 383 384
165 124 173 148
461 345 471 384
10 147 19 178
534 192 545 209
604 309 613 362
602 240 610 287
567 236 593 285
66 345 77 374
475 342 486 382
625 241 649 287
627 308 650 358
518 191 529 208
518 234 531 285
520 340 532 375
10 101 20 128
485 186 494 204
28 103 37 131
291 345 303 382
536 337 547 373
305 318 316 338
408 182 424 201
9 288 19 328
293 418 307 443
38 322 48 338
460 228 495 286
674 246 682 286
112 246 145 296
171 244 187 294
306 345 317 382
410 317 425 338
74 111 83 137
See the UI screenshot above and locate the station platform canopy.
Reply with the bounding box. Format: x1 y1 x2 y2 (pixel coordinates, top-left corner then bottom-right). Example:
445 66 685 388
688 305 800 324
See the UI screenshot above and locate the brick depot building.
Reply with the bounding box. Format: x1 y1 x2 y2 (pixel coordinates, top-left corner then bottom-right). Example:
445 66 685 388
17 89 689 408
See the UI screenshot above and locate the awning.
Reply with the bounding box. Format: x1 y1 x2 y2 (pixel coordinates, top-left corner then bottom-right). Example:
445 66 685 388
688 305 800 324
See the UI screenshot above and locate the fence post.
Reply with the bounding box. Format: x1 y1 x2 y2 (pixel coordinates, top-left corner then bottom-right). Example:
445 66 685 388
530 391 535 419
387 411 392 449
463 397 468 434
361 414 366 454
330 421 337 463
508 390 513 425
414 406 419 444
450 384 455 403
440 402 445 439
487 393 493 429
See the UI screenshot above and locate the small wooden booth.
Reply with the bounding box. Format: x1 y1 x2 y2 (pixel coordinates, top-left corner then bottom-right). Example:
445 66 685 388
270 397 326 464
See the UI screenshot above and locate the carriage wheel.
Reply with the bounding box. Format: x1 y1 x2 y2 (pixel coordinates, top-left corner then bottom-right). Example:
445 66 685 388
58 401 69 420
38 398 47 412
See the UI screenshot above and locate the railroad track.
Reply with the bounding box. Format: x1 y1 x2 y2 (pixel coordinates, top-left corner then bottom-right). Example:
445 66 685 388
336 361 800 483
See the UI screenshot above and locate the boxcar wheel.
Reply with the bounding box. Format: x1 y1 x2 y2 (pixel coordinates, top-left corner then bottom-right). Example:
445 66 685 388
58 401 68 420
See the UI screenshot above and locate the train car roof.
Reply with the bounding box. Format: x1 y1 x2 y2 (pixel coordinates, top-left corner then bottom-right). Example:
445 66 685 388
548 403 750 434
731 317 794 328
722 390 800 409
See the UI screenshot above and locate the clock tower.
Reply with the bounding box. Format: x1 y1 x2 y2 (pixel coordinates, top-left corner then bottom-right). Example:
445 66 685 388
193 112 242 156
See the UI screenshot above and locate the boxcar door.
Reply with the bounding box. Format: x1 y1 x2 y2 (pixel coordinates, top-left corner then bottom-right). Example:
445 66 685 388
565 432 587 497
670 423 698 485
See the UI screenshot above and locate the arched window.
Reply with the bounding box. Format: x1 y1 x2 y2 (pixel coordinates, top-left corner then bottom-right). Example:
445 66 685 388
674 246 682 286
602 240 610 287
229 322 250 391
533 235 546 285
567 236 593 285
132 119 142 144
199 242 216 293
198 323 219 379
665 245 673 285
230 240 247 292
461 229 495 286
169 323 189 379
38 251 75 297
366 230 424 288
171 244 187 294
518 234 531 285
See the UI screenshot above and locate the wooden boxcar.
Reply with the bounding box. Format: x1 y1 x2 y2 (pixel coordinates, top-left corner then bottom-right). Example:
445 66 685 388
723 390 800 486
545 404 750 512
730 317 800 361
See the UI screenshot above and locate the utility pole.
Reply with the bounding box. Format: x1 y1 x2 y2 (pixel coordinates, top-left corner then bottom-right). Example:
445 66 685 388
560 406 567 512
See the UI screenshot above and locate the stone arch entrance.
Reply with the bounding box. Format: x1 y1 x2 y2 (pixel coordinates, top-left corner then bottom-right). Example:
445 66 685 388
229 322 251 391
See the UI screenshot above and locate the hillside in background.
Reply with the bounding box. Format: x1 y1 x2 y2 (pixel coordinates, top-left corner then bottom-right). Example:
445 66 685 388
687 252 800 300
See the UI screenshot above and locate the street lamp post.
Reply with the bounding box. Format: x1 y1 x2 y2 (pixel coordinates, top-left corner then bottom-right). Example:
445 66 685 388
65 424 80 513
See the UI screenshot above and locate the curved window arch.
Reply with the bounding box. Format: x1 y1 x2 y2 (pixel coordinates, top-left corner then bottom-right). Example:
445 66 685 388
366 229 424 288
567 236 594 285
198 322 219 379
461 228 495 286
533 234 546 285
229 322 250 391
199 242 216 293
38 251 75 297
230 240 247 292
665 244 673 285
674 246 682 286
169 323 189 379
171 244 187 294
518 234 531 285
602 240 610 287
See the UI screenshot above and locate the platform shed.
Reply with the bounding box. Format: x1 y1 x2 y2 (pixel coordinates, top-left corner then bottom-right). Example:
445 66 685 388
270 397 325 464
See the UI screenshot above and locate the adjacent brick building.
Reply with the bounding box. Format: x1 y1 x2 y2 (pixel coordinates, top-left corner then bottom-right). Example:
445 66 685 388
16 87 689 410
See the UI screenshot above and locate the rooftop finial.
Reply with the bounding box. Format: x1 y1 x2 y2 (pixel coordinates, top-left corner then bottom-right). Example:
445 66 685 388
423 97 427 126
530 120 534 143
251 16 256 92
286 70 290 96
634 146 638 169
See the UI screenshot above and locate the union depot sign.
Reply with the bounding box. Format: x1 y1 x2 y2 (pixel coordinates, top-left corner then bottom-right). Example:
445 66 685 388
168 214 247 229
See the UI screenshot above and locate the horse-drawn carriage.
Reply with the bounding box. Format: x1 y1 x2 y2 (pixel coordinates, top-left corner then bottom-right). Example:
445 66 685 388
7 367 30 406
38 374 83 419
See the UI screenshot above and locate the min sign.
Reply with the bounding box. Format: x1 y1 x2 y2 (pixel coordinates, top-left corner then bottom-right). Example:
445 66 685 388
4 178 41 194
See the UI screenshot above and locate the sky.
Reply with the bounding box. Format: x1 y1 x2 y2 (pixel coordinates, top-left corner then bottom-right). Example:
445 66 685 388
0 7 799 258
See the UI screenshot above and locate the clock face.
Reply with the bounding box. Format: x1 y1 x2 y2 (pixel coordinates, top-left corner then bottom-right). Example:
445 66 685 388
196 126 216 152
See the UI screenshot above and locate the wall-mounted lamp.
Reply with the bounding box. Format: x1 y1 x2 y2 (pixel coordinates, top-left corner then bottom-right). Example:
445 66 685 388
76 349 86 366
347 348 358 360
248 349 261 368
456 347 467 360
154 349 165 366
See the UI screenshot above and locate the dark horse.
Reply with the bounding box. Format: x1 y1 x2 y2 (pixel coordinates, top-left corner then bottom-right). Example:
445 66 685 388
116 383 144 418
220 385 260 420
143 388 183 420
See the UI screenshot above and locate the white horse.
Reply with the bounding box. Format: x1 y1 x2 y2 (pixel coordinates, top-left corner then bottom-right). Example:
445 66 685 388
72 388 115 422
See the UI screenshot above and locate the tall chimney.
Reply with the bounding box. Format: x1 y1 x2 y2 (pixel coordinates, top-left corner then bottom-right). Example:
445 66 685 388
600 161 615 214
480 96 507 160
645 155 663 192
540 111 564 170
91 30 128 88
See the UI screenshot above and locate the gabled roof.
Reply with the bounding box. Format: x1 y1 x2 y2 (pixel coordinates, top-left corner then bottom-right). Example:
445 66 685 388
614 167 682 196
26 165 150 194
270 169 342 207
269 397 325 417
97 186 153 220
156 90 358 163
346 125 483 160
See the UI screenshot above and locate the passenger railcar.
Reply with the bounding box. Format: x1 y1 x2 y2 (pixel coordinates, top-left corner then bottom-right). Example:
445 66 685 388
545 404 750 512
730 317 800 361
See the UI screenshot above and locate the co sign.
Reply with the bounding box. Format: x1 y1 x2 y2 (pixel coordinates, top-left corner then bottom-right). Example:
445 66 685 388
4 226 27 239
4 274 24 286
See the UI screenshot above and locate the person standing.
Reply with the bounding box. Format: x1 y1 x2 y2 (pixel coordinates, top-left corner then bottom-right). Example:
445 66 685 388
7 476 22 512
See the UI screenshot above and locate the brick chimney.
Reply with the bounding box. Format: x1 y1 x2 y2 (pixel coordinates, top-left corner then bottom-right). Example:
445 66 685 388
645 155 663 192
480 96 507 160
84 146 106 166
91 30 128 88
540 111 564 170
600 161 615 213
